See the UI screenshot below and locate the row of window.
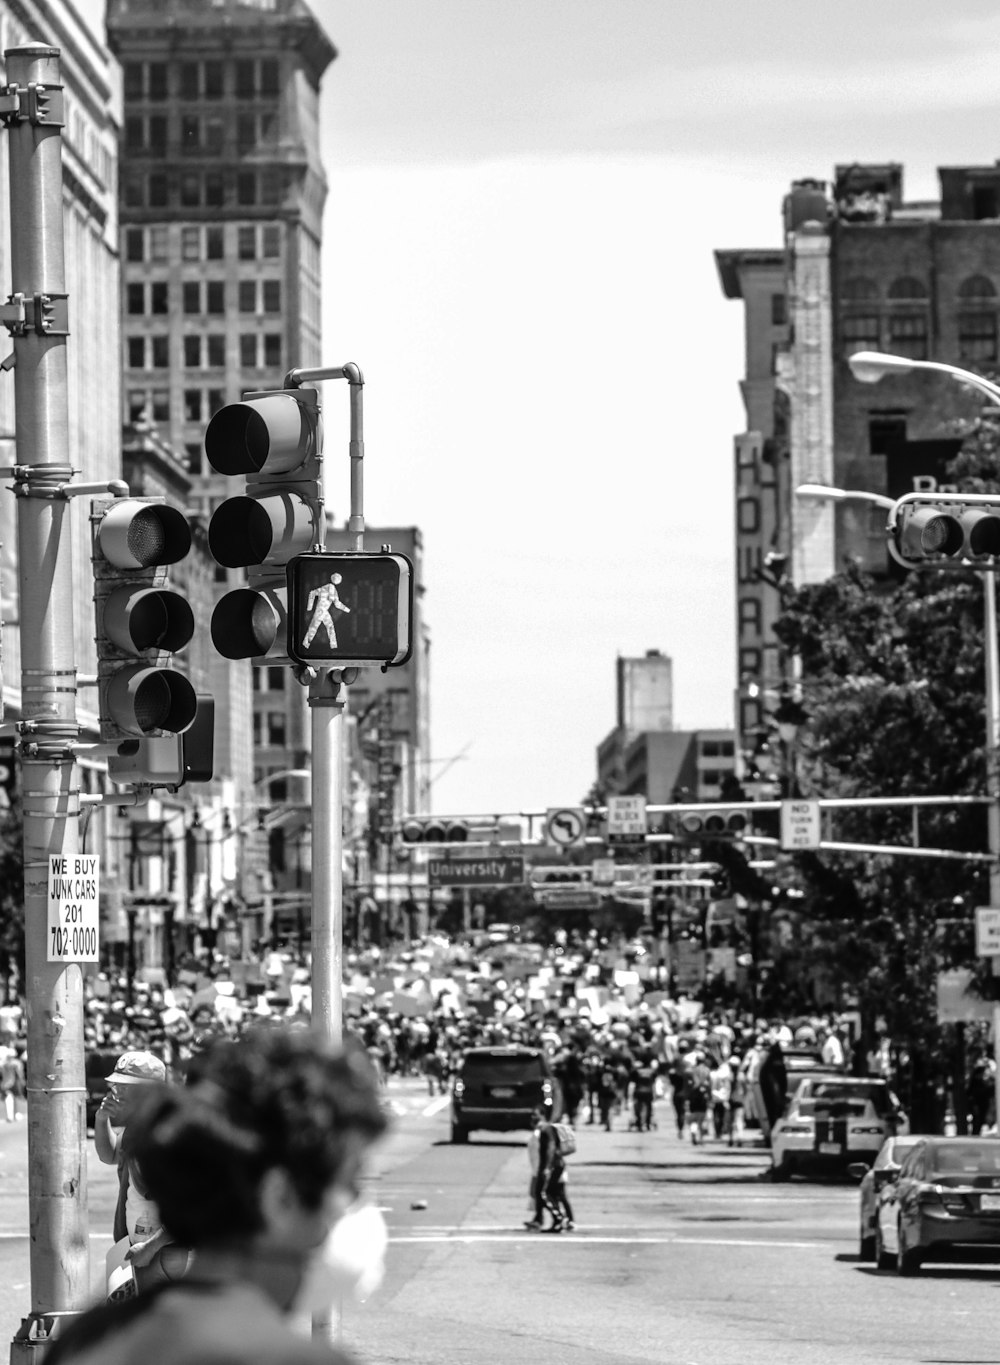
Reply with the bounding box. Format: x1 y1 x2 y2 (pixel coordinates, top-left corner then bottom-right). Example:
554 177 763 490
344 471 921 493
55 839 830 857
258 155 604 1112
842 311 999 363
126 224 282 265
124 112 278 158
840 274 1000 302
125 58 280 103
127 334 283 371
128 388 224 428
123 169 283 211
253 713 288 748
126 279 282 315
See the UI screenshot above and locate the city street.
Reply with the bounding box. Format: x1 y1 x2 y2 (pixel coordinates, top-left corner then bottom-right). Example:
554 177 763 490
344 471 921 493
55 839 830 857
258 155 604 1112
0 1079 992 1365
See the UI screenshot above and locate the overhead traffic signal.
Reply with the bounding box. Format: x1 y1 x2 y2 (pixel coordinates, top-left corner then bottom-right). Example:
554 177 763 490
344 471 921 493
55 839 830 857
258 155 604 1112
287 551 413 669
399 817 470 844
888 492 1000 570
91 496 197 742
673 809 749 841
205 386 324 661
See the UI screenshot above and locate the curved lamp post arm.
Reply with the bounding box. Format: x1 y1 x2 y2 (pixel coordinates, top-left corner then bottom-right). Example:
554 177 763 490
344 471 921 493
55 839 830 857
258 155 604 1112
848 350 1000 409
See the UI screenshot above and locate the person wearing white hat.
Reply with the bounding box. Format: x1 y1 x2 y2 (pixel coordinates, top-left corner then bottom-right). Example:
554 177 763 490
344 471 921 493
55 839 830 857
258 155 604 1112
94 1050 180 1295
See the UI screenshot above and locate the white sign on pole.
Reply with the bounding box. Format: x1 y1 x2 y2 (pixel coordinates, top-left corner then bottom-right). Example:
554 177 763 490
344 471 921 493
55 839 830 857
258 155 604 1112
780 799 821 851
544 807 586 848
47 853 100 963
976 907 1000 957
591 858 616 886
606 795 647 842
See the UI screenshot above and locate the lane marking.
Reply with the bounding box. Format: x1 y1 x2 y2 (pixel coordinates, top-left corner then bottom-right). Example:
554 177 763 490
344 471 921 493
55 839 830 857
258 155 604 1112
386 1232 824 1247
421 1096 451 1118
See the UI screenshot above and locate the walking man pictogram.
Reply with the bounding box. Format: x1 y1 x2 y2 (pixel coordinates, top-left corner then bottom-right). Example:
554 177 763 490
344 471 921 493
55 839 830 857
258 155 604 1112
303 572 351 649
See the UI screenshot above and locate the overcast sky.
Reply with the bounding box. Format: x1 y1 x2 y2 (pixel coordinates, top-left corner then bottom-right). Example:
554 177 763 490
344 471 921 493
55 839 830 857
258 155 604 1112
74 0 1000 815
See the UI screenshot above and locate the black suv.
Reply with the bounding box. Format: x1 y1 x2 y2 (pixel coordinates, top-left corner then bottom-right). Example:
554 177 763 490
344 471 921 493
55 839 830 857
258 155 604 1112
450 1046 561 1143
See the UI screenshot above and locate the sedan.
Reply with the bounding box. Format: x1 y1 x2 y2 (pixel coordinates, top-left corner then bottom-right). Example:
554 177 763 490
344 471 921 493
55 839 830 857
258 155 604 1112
848 1134 923 1260
877 1136 1000 1273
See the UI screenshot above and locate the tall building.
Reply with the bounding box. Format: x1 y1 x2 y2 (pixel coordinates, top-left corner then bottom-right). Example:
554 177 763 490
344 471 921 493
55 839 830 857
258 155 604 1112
596 649 673 795
718 162 1000 772
106 0 336 845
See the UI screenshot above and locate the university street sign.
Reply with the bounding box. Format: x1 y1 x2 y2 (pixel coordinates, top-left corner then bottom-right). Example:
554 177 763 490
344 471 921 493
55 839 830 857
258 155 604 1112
428 855 525 888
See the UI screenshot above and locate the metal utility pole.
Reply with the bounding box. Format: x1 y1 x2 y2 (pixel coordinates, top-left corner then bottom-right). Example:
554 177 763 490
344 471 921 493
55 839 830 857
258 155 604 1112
1 43 89 1351
982 570 1000 1130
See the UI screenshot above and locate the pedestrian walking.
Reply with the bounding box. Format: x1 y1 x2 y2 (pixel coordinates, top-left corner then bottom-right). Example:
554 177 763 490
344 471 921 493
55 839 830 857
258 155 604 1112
630 1052 658 1132
46 1027 389 1365
0 1045 24 1122
686 1056 712 1145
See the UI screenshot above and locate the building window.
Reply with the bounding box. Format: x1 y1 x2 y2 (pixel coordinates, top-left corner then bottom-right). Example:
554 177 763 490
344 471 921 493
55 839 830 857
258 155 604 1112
869 415 907 456
180 174 201 208
127 390 146 422
124 63 143 100
151 335 169 368
184 390 202 422
238 227 256 261
185 443 202 474
183 282 201 314
123 174 143 209
208 388 224 413
843 314 880 357
237 115 256 152
240 334 257 368
204 61 224 99
183 336 201 367
148 174 168 208
888 276 928 302
127 284 145 315
148 63 168 101
127 337 145 368
263 334 282 367
147 116 168 156
267 712 287 746
239 281 257 313
237 173 257 206
958 312 997 362
179 62 199 100
205 173 225 208
150 282 168 314
888 312 929 361
207 334 226 367
770 294 787 326
181 116 200 154
262 226 280 258
267 666 285 691
151 390 169 422
205 120 224 156
263 281 281 313
206 282 225 313
181 227 201 261
260 59 280 96
125 116 143 154
236 60 256 98
206 227 224 260
149 227 168 261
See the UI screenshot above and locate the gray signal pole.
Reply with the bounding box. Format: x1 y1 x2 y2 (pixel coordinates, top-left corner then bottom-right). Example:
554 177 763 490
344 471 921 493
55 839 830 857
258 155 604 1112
2 44 89 1349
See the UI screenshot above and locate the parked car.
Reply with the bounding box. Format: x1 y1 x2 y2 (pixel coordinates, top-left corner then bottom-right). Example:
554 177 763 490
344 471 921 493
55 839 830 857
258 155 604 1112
849 1134 924 1259
450 1045 561 1143
770 1075 908 1180
876 1136 1000 1273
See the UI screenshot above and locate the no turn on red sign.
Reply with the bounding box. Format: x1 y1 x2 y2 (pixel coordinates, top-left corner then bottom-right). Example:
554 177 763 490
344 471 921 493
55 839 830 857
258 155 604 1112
780 799 821 851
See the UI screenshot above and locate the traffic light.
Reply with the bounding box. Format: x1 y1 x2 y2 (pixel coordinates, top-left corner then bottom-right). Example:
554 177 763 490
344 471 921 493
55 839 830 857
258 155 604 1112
205 387 323 661
287 551 413 669
889 492 1000 570
399 817 470 844
674 809 749 841
91 497 197 742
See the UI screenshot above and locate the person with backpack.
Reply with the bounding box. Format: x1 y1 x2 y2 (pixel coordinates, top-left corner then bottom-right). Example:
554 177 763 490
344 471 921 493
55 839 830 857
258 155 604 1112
596 1057 618 1131
630 1051 658 1132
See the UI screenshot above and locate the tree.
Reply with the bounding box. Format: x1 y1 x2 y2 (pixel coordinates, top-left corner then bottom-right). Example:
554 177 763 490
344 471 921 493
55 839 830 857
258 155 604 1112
768 420 1000 1125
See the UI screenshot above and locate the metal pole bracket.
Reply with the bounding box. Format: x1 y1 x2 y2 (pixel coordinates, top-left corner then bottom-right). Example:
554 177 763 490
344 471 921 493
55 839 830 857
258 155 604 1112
0 81 65 128
0 291 69 337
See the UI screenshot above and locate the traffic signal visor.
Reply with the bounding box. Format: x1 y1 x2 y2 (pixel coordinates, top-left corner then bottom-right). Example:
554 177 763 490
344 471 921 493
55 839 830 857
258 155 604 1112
400 818 469 843
92 498 197 741
676 809 748 840
889 492 1000 568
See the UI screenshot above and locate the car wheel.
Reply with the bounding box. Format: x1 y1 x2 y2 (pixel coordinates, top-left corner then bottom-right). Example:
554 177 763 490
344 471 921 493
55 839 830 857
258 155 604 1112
770 1157 793 1181
896 1223 921 1276
450 1123 469 1144
859 1230 876 1261
875 1226 894 1271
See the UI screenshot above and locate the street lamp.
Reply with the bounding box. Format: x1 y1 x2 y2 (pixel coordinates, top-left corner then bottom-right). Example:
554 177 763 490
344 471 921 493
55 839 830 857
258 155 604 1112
848 350 1000 408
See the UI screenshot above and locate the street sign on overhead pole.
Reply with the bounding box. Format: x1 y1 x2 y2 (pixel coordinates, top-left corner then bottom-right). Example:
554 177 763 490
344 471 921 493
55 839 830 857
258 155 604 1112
606 794 647 844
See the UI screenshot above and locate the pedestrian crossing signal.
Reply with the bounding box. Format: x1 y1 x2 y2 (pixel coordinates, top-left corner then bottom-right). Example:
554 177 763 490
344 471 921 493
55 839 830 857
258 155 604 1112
287 552 413 669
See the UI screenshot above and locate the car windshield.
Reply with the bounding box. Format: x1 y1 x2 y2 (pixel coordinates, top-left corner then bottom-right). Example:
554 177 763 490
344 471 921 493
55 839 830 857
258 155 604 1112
927 1142 1000 1176
461 1055 544 1083
794 1080 891 1116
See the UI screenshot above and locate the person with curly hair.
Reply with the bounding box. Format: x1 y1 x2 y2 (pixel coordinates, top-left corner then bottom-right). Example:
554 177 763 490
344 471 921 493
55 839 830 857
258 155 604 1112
46 1027 389 1365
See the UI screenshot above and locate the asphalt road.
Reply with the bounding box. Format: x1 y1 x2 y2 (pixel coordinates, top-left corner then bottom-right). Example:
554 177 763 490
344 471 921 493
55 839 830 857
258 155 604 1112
1 1084 1000 1364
